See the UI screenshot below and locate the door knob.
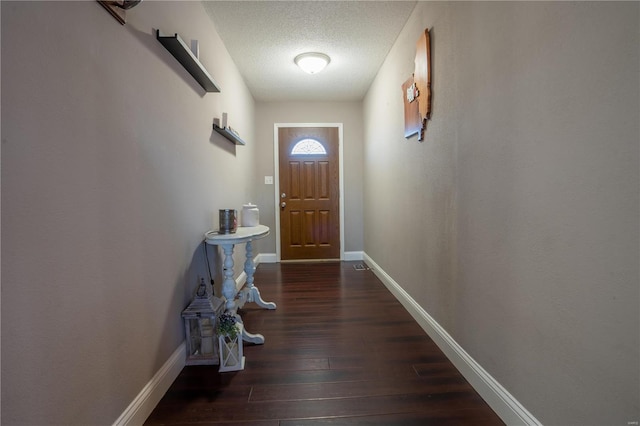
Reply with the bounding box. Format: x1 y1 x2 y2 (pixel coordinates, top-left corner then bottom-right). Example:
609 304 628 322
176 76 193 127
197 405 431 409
281 193 286 198
281 201 286 208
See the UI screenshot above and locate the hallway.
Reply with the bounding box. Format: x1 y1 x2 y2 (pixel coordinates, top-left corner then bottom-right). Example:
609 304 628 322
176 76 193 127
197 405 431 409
145 262 503 425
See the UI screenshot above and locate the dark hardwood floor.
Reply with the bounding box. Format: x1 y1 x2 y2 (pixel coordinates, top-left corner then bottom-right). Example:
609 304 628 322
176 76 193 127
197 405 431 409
145 261 504 425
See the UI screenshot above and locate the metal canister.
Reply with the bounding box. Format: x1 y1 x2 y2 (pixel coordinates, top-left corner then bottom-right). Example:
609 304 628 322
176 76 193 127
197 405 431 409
218 209 237 234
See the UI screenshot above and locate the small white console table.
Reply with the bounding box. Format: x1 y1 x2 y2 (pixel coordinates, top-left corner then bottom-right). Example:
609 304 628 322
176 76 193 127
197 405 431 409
204 225 276 344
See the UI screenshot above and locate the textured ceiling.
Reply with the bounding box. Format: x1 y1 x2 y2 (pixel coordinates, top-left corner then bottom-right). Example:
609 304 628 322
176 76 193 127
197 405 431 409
202 1 417 102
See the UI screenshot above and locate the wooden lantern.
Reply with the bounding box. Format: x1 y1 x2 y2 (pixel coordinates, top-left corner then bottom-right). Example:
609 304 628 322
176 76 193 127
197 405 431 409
182 278 224 365
217 313 245 372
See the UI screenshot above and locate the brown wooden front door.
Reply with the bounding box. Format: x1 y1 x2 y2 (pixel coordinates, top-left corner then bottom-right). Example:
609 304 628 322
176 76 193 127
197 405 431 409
278 127 340 260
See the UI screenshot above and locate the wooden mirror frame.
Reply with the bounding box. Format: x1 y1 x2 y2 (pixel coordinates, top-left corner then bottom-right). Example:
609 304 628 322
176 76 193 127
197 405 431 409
414 29 432 141
403 28 432 141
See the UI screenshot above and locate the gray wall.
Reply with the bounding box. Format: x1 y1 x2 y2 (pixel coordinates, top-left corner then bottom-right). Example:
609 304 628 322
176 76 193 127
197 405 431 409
1 1 256 424
254 101 364 255
363 2 639 425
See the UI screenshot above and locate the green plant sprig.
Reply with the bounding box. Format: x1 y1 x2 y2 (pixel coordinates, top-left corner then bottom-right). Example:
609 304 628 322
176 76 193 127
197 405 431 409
217 312 238 339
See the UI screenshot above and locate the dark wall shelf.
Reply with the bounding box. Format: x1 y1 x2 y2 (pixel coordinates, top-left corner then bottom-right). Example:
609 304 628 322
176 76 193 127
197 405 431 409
156 30 221 93
213 124 246 146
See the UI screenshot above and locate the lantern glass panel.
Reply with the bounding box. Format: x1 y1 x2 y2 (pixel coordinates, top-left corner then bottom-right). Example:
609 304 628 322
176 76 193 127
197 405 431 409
200 317 215 356
187 318 201 357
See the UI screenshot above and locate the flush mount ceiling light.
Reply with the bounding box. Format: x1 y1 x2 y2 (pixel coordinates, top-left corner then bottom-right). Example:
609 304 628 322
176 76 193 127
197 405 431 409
294 52 331 74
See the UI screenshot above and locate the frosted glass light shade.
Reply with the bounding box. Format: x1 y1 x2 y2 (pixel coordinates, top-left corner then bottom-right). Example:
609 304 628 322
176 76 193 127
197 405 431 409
295 52 330 74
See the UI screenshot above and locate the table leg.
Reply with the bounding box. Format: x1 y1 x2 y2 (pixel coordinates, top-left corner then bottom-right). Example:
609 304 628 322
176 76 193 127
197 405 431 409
242 240 277 310
220 241 267 345
221 243 237 312
237 320 265 345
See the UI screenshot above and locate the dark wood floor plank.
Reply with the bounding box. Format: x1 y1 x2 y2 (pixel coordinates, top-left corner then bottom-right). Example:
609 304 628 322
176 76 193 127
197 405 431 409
144 261 503 425
153 421 278 426
249 376 478 403
146 391 495 424
278 408 505 425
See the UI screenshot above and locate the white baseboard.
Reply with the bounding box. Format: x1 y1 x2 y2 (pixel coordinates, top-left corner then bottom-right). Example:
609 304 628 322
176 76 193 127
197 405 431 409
363 253 541 426
344 251 364 261
236 270 248 293
257 253 277 263
113 342 185 426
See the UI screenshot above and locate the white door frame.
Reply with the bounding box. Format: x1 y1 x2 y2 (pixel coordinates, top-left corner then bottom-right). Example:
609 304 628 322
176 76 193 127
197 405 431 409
273 123 345 262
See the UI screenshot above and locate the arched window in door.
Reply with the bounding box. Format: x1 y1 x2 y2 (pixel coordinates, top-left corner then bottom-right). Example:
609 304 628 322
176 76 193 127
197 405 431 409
290 138 327 155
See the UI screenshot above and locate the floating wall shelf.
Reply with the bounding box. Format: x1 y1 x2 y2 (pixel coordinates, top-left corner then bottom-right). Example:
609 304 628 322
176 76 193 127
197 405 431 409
213 124 246 146
156 30 221 93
